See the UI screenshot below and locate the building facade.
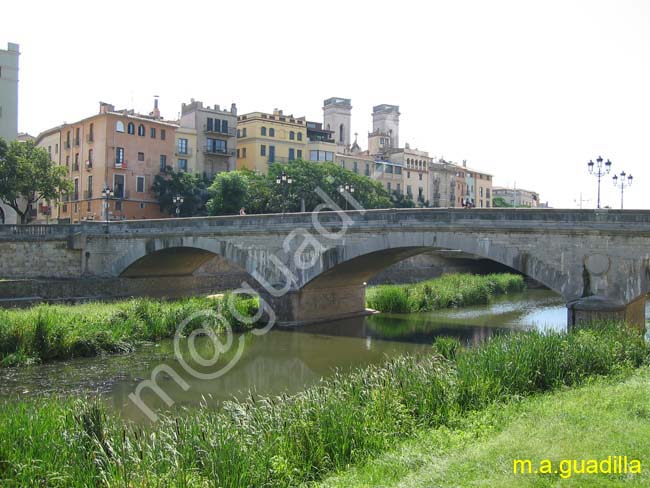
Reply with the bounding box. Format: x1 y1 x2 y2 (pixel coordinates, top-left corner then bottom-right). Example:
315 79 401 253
35 101 177 223
179 100 237 178
174 126 198 174
0 42 19 141
236 109 307 173
429 158 458 208
493 186 540 207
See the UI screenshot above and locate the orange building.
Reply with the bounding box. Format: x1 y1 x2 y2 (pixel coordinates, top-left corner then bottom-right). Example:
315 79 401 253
36 100 178 222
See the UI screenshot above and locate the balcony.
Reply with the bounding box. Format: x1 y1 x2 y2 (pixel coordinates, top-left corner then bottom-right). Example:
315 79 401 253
85 160 93 170
83 190 93 199
203 124 236 137
64 141 71 149
87 134 94 144
114 159 128 169
113 190 130 200
203 146 235 156
175 147 193 157
74 138 80 146
73 163 80 172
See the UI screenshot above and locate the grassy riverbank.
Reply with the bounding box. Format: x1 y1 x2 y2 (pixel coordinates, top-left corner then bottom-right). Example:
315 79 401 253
0 295 258 367
319 366 650 487
366 273 526 313
0 323 646 487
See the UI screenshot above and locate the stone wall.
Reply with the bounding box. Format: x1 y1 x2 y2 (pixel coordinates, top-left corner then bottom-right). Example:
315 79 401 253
0 241 81 279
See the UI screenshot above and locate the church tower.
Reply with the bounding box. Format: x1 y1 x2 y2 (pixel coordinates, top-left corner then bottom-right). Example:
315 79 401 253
323 97 352 151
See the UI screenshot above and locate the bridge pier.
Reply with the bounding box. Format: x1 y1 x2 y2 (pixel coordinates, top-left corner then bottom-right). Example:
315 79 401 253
262 284 372 327
567 295 647 331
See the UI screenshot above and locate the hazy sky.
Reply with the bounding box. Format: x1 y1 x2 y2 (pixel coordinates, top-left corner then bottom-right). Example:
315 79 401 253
4 0 649 208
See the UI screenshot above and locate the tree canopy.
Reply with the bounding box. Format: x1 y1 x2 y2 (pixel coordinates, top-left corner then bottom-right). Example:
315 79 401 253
0 138 71 224
206 160 394 216
151 170 211 217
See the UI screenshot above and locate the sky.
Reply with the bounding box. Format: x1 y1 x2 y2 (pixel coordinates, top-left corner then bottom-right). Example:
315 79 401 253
3 0 650 209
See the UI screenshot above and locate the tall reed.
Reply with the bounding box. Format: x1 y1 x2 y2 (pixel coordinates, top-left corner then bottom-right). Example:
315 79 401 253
0 323 646 487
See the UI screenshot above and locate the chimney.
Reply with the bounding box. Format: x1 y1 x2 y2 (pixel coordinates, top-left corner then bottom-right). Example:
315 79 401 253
231 103 237 115
99 101 114 114
462 160 467 167
152 96 161 119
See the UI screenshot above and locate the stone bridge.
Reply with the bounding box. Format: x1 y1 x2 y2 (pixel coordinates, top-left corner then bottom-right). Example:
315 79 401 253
1 208 649 327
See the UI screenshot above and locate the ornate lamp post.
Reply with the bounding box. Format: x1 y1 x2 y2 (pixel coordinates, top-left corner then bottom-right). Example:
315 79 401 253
275 171 292 213
172 195 184 217
612 171 633 209
587 155 612 209
338 183 355 210
102 186 114 233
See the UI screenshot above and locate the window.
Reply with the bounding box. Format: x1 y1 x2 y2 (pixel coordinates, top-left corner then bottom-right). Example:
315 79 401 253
387 182 391 191
66 155 70 167
418 187 424 199
237 129 241 138
396 183 401 194
127 122 135 135
138 124 145 136
136 176 145 193
150 127 156 139
407 185 412 196
365 163 370 176
260 145 266 156
161 129 166 140
237 149 240 158
206 118 214 132
140 202 146 209
288 148 295 161
116 121 125 133
160 155 167 171
116 147 125 165
75 128 80 145
221 120 228 133
353 161 358 173
48 146 51 157
395 166 402 175
178 138 188 154
340 160 345 169
297 132 302 141
339 123 344 143
419 173 423 181
55 143 58 154
88 149 93 166
74 178 79 200
89 123 94 141
261 126 267 136
242 128 247 137
309 150 334 162
242 147 247 158
297 149 302 159
74 153 80 170
289 131 295 140
178 159 188 171
480 187 483 197
87 175 93 198
138 152 144 161
206 138 227 153
269 145 275 162
114 174 125 198
87 201 91 212
269 128 275 137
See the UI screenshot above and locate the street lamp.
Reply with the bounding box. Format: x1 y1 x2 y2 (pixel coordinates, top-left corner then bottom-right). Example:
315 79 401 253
587 155 612 209
102 186 114 233
276 171 292 213
172 195 184 217
612 171 633 209
338 183 355 211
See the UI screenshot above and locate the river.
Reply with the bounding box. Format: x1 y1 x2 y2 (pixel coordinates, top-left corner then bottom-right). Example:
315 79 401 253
0 289 575 421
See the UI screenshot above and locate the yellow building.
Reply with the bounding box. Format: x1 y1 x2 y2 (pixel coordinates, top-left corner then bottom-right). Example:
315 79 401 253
174 127 198 173
236 109 307 173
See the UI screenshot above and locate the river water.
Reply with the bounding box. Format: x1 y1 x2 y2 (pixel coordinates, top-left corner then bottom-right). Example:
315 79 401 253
0 289 573 421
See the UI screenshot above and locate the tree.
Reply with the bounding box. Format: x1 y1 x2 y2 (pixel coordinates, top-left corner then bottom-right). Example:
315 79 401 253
390 190 416 208
493 197 513 208
207 171 249 215
151 170 211 217
0 138 71 224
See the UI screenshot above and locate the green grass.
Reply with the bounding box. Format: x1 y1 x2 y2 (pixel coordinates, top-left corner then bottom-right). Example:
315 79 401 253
0 323 646 487
366 273 526 313
318 366 650 487
0 294 259 367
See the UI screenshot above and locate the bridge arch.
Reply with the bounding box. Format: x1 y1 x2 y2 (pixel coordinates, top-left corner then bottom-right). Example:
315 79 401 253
300 232 569 299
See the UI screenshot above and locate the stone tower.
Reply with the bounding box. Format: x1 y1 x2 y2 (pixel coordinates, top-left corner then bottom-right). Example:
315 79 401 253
372 104 400 149
323 97 352 150
0 42 19 141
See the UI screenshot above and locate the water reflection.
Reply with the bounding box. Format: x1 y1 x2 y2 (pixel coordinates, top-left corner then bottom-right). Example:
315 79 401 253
0 289 568 421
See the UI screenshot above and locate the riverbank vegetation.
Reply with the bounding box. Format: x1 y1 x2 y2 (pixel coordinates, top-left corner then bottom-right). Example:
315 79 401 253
0 323 646 487
366 273 526 313
0 295 258 367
